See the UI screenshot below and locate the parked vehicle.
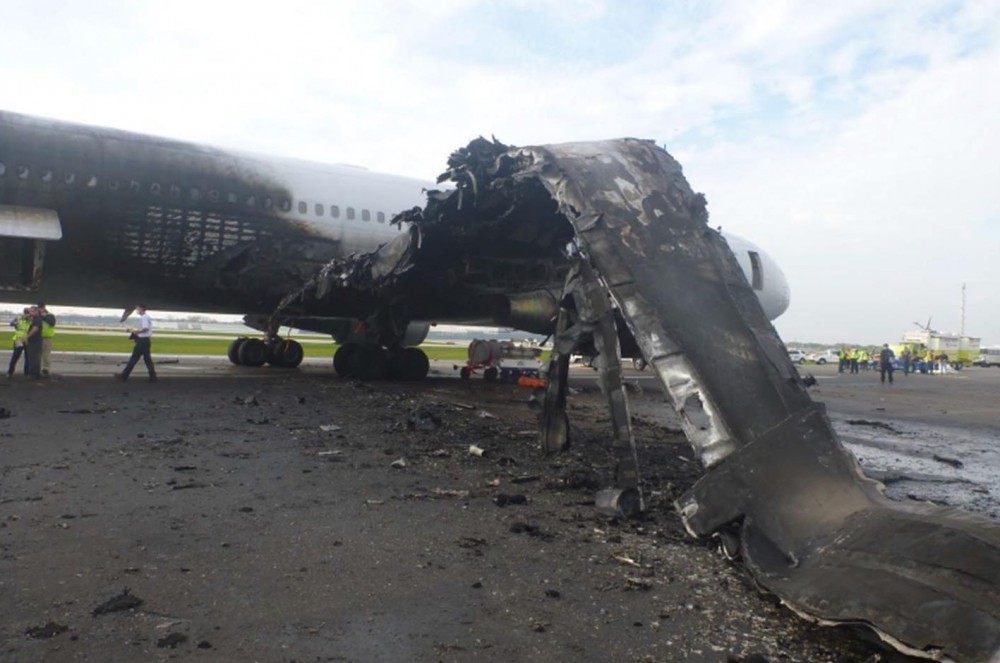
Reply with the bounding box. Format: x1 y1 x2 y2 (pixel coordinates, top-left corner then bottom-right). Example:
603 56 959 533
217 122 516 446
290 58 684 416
975 348 1000 367
788 350 807 364
809 350 839 365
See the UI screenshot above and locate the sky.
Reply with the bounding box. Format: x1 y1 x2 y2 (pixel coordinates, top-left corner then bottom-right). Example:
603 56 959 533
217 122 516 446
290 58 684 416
1 0 998 345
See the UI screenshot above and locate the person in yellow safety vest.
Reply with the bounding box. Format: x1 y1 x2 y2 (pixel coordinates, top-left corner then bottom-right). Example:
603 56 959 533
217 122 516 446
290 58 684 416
859 349 870 371
925 349 935 374
7 307 31 378
838 348 847 373
38 303 56 377
849 347 859 374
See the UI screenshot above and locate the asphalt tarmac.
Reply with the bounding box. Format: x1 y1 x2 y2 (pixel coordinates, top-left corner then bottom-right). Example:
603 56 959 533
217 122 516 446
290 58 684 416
1 353 996 662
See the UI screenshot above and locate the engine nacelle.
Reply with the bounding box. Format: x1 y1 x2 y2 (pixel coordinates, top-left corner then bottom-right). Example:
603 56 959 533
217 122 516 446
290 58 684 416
400 321 431 347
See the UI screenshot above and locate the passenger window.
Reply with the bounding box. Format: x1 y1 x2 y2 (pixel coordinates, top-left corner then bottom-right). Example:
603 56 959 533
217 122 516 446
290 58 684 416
331 205 340 218
362 209 371 222
42 170 53 183
263 196 273 210
108 180 120 191
227 192 239 204
0 162 5 176
189 187 201 200
246 195 256 207
347 207 355 220
129 180 141 193
748 251 764 290
279 199 291 212
150 183 161 196
377 212 385 223
64 172 75 185
315 203 324 216
209 189 220 203
170 184 181 198
87 175 98 188
17 165 29 179
298 201 307 214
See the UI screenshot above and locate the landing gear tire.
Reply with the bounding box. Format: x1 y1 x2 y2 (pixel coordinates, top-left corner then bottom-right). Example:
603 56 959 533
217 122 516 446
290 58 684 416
393 347 429 381
268 339 304 368
334 344 359 377
349 346 388 380
228 337 247 365
238 338 269 367
460 366 472 380
483 366 498 383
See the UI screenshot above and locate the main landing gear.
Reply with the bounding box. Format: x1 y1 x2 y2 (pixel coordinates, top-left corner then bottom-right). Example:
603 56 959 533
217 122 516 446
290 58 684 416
228 337 305 368
333 344 429 380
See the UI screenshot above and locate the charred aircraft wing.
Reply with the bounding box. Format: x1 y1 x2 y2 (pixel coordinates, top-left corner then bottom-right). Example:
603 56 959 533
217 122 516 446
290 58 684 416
282 137 1000 661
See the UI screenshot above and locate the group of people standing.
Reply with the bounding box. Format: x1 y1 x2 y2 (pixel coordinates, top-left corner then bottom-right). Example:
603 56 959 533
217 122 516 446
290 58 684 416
6 304 56 379
836 347 882 374
837 345 953 384
7 302 156 381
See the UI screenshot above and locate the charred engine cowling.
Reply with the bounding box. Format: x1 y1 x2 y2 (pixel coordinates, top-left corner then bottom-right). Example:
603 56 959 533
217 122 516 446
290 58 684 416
498 290 560 334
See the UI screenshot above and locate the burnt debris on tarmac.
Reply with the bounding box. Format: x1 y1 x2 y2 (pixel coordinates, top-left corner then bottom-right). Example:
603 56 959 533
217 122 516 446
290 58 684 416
278 137 1000 661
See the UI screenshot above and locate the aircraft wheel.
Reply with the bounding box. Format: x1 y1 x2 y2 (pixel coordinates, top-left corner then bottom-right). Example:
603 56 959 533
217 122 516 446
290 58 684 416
334 344 359 377
394 347 429 381
483 366 498 383
349 345 388 380
268 339 304 368
238 338 269 367
228 337 247 365
459 366 472 380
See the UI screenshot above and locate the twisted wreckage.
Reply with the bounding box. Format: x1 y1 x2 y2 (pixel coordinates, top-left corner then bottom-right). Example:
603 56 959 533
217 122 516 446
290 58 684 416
276 138 1000 661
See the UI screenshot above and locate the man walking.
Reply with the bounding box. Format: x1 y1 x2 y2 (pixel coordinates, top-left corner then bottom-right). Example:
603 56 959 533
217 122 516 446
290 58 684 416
116 304 157 382
901 347 911 376
879 344 896 384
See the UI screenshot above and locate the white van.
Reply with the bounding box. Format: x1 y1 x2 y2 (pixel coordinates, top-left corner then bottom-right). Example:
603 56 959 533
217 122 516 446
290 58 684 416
975 347 1000 367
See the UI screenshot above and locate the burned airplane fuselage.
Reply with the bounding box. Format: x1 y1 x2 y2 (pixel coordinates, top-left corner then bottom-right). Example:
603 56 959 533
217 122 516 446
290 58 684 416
0 111 421 320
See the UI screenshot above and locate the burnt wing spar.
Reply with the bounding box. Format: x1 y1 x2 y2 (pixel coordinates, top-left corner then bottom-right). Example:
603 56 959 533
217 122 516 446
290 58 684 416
276 137 1000 662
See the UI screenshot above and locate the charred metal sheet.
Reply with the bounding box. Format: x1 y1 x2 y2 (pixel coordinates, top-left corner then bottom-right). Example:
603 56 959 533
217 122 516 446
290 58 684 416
287 136 1000 661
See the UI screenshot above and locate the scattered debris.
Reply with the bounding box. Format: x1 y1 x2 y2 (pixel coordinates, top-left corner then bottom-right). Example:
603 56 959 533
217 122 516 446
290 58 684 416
845 419 897 432
468 445 485 457
57 408 109 414
157 632 188 649
24 622 69 639
237 395 258 406
320 424 342 432
0 407 11 419
390 457 407 469
92 588 143 616
407 405 442 431
493 493 527 507
197 640 213 649
623 576 653 591
477 410 496 419
932 454 964 469
801 374 817 387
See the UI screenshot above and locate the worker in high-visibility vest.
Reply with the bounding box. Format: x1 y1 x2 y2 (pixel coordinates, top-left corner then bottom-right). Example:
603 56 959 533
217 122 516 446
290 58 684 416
838 348 847 373
859 349 870 371
849 348 860 374
38 303 56 377
7 307 31 378
925 349 935 374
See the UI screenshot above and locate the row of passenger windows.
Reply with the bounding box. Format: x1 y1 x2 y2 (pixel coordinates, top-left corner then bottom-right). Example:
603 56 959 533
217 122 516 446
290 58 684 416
0 160 388 223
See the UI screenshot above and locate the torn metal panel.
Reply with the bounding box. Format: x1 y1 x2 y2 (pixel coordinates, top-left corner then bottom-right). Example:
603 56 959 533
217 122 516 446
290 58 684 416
290 136 1000 661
